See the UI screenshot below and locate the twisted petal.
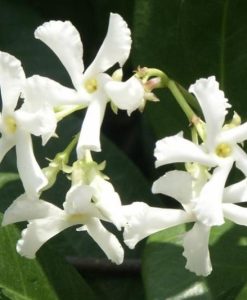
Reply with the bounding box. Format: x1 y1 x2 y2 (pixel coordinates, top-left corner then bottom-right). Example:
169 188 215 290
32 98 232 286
183 222 212 277
17 211 69 259
23 75 86 107
105 76 144 115
193 160 233 226
90 175 125 230
223 203 247 226
0 136 15 163
2 194 62 225
16 130 48 197
220 122 247 145
15 105 57 145
123 202 194 249
154 133 215 168
63 183 96 216
86 218 124 264
223 179 247 203
152 170 192 206
0 52 25 115
77 96 107 158
189 76 230 151
35 21 84 90
234 145 247 176
84 13 131 77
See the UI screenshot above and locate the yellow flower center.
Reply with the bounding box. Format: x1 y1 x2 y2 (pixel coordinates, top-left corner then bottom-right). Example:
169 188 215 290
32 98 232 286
215 143 232 158
84 78 98 93
67 213 88 223
4 116 17 134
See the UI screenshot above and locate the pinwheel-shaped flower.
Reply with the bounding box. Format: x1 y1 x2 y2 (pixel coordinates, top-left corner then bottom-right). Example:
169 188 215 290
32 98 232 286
29 13 144 158
3 173 125 264
154 76 247 226
0 51 49 197
123 169 247 276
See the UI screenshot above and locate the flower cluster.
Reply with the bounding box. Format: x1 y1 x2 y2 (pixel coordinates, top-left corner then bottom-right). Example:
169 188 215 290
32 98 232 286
123 76 247 276
0 13 145 265
1 13 247 277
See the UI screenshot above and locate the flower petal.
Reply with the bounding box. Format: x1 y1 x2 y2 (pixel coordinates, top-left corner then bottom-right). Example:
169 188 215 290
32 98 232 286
152 170 192 205
154 132 216 168
234 145 247 176
189 76 230 151
123 202 194 249
17 212 70 259
84 13 131 77
23 75 87 107
220 122 247 145
2 194 62 225
0 136 15 163
16 130 48 197
76 97 107 158
15 105 57 145
63 183 96 216
0 51 25 115
86 218 124 264
223 203 247 226
223 179 247 203
105 76 144 115
182 222 212 276
90 175 125 230
193 160 233 226
35 21 84 90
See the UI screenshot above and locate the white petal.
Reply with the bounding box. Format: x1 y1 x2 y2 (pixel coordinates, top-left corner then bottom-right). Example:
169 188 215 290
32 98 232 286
182 222 212 277
0 51 25 115
35 21 84 90
76 97 107 158
193 160 233 226
17 212 70 259
23 75 87 107
2 194 62 225
86 218 124 264
0 136 15 163
15 105 57 145
223 203 247 226
234 145 247 176
63 183 96 216
84 13 131 77
123 202 194 249
90 175 125 230
223 179 247 203
154 132 216 168
152 170 192 205
189 76 230 151
220 122 247 144
16 130 48 197
105 76 144 115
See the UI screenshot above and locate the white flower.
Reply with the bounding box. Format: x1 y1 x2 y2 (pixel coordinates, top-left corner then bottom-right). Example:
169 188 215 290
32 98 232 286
29 13 144 158
2 175 125 264
0 51 48 197
123 170 247 276
154 76 247 226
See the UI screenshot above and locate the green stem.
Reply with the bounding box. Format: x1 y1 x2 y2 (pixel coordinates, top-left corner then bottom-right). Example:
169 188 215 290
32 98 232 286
64 133 79 159
55 104 85 121
167 79 196 122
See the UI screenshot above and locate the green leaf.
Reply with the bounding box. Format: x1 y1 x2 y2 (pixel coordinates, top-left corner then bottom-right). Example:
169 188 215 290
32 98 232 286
143 221 247 300
0 214 96 300
133 0 247 138
0 173 19 190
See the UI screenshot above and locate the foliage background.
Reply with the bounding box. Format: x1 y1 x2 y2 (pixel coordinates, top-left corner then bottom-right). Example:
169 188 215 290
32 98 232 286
0 0 247 299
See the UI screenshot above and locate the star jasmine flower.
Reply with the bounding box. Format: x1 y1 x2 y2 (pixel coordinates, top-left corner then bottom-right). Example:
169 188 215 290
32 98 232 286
30 13 144 158
0 51 48 197
2 173 125 264
123 169 247 276
154 76 247 226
